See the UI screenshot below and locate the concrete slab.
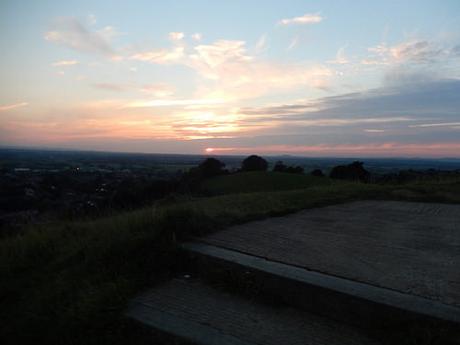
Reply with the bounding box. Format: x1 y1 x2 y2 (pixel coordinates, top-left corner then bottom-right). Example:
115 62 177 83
127 278 383 345
197 201 460 308
182 242 460 329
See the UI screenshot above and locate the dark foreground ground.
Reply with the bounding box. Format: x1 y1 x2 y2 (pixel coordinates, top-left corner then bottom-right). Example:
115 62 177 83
2 169 460 345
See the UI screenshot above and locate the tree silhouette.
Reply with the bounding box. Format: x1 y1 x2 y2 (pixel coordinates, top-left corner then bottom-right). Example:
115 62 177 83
310 169 324 177
241 155 268 172
198 158 226 178
273 161 287 172
273 161 304 174
329 161 370 182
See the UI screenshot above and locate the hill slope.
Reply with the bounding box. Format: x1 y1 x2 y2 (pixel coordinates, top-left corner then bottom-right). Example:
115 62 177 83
202 171 335 194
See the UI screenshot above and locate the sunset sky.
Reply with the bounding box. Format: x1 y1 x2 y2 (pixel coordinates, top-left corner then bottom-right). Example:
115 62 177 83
1 0 460 157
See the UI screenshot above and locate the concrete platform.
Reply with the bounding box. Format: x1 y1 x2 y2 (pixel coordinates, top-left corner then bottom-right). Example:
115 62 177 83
196 201 460 308
127 278 383 345
128 200 460 344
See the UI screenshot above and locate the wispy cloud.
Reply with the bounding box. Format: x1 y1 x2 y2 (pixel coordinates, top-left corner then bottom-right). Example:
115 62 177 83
279 13 322 26
235 79 460 142
187 39 332 99
0 102 28 112
44 17 116 56
206 142 460 157
92 83 127 92
191 33 202 41
362 39 451 66
91 82 176 96
328 47 349 64
130 47 184 64
169 31 185 41
255 34 268 53
364 129 385 133
409 122 460 128
129 35 332 100
124 98 226 108
288 36 299 50
139 84 175 97
190 40 252 71
170 110 241 140
237 113 412 127
52 60 79 67
87 14 97 26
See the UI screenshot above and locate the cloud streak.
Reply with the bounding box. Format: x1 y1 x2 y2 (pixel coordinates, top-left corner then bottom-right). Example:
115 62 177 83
44 17 116 56
0 102 28 112
169 32 185 41
362 39 456 66
328 47 349 64
52 60 79 67
125 98 226 108
233 78 460 148
279 13 323 25
206 142 460 157
92 83 127 92
130 47 184 64
409 122 460 128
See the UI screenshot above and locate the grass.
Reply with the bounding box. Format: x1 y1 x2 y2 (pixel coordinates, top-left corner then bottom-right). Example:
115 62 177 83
201 171 336 194
1 208 173 345
389 178 460 203
1 174 459 344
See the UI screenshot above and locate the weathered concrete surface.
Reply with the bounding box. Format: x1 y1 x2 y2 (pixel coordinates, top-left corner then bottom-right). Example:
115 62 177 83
182 242 460 330
198 201 460 307
127 278 383 345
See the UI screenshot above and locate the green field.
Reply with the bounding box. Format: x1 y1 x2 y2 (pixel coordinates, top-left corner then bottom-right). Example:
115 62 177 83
1 173 460 344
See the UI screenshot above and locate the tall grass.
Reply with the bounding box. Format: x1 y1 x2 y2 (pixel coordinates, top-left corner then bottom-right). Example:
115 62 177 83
0 206 174 344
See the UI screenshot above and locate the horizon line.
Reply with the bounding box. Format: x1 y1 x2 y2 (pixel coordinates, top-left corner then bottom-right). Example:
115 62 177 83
1 144 460 161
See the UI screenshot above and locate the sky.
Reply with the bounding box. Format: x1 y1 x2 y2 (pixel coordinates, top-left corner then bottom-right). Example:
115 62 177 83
1 0 460 157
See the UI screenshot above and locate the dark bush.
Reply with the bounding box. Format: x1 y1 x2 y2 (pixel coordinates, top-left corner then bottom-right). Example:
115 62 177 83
329 161 370 182
273 161 287 172
110 178 176 208
241 155 268 172
273 161 303 174
285 166 304 174
310 169 325 177
198 158 226 178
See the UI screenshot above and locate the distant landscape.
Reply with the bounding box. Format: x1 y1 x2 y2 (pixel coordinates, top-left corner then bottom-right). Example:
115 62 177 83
2 147 460 233
2 147 460 344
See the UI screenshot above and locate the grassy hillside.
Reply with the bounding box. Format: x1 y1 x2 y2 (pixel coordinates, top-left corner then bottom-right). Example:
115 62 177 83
1 173 460 344
201 171 336 194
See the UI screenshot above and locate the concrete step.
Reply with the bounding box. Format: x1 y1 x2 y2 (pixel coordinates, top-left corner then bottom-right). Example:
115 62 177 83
181 241 460 338
126 278 384 345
